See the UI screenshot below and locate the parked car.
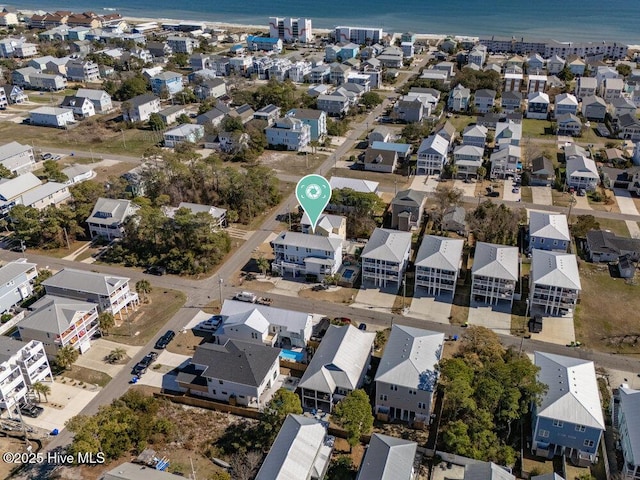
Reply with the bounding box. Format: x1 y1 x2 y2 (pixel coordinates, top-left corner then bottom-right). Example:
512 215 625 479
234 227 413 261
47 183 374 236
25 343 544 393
41 153 53 160
155 330 176 349
19 402 43 418
333 317 351 325
234 291 257 303
132 351 158 375
358 323 367 331
145 265 166 276
512 187 520 193
578 188 586 196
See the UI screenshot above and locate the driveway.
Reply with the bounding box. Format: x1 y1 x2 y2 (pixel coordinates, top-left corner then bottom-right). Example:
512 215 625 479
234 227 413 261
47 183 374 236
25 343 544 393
531 186 553 206
352 283 398 312
572 194 591 210
467 301 512 335
528 308 576 346
407 291 453 324
74 339 142 378
502 179 521 202
410 175 438 194
613 189 640 215
136 350 191 390
453 180 477 197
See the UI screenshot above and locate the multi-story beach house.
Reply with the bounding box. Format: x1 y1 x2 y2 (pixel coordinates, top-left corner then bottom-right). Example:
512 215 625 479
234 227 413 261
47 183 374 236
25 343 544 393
471 242 519 306
414 235 464 297
529 250 581 316
0 259 38 315
417 133 449 175
271 231 342 280
86 197 140 240
529 211 570 252
361 228 412 288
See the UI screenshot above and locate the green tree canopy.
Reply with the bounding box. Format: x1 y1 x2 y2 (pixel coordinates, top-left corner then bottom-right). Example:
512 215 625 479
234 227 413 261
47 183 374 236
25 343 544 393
42 159 69 183
332 389 374 449
261 389 303 443
571 214 599 238
361 91 383 109
114 74 150 101
466 200 525 245
148 112 166 131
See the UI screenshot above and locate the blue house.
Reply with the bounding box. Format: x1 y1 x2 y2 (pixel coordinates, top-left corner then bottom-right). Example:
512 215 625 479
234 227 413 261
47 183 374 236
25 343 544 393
528 211 570 252
370 141 412 160
0 260 38 314
150 71 184 98
286 108 327 141
340 43 360 60
532 352 605 466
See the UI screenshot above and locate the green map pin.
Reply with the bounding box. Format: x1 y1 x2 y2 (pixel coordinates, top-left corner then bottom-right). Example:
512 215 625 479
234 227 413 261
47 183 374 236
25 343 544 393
296 174 332 234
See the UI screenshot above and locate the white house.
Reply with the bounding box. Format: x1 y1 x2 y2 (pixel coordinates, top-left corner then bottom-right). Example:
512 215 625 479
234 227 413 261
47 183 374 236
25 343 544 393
163 202 226 228
490 145 522 179
0 259 38 314
29 106 75 127
265 117 311 151
86 197 140 240
471 242 519 306
554 93 579 117
301 212 346 239
527 92 550 120
375 325 444 423
213 299 313 349
298 325 375 412
454 145 484 178
164 124 204 148
417 134 449 175
329 176 379 195
576 77 597 100
122 93 161 122
414 235 464 297
528 74 548 93
0 142 36 176
361 228 412 288
271 231 343 279
0 338 52 412
529 250 581 316
614 386 640 480
176 340 280 408
566 156 599 191
76 88 113 113
60 95 95 118
256 414 333 480
495 121 522 148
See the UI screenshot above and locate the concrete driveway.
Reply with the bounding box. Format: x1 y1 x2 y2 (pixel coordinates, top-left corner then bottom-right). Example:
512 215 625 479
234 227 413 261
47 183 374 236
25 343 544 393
528 307 576 346
410 175 438 193
74 339 142 378
572 194 591 210
467 301 512 335
453 179 477 197
136 351 190 390
352 283 398 312
502 179 521 202
613 189 640 237
531 186 553 206
407 291 453 324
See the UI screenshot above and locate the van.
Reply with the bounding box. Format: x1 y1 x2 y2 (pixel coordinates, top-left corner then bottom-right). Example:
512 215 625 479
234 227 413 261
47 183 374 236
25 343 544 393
234 291 257 303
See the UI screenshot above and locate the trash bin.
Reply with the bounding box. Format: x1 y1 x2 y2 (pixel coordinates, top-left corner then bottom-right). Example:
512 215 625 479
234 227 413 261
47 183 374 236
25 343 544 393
51 428 59 436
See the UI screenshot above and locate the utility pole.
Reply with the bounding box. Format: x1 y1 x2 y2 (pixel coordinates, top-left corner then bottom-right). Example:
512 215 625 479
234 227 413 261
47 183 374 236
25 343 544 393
218 277 224 306
63 227 71 250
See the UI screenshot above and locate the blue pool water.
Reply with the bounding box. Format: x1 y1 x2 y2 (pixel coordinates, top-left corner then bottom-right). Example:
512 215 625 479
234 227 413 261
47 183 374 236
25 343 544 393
343 269 354 280
280 349 304 362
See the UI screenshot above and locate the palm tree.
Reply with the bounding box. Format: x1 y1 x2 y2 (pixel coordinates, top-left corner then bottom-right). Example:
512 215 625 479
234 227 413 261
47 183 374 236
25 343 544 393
256 255 270 278
31 382 51 403
135 279 152 303
55 345 79 370
98 311 115 336
106 347 127 364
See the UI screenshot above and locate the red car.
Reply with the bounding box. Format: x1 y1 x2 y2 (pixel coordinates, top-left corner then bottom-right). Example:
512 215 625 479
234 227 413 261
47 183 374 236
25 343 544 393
334 317 351 325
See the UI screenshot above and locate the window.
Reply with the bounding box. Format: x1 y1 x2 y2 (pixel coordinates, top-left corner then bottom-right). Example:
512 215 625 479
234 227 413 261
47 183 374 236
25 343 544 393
221 391 227 395
408 389 417 395
539 429 550 438
219 380 224 385
379 394 387 401
552 419 563 427
390 385 397 391
417 402 426 409
583 439 595 448
575 425 586 432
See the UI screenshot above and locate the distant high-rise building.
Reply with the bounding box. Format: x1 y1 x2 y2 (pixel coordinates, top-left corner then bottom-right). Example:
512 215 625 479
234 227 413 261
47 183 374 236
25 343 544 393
334 26 383 45
268 17 312 43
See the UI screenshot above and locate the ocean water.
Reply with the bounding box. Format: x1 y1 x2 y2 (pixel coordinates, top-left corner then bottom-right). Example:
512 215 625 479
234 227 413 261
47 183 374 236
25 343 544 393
12 0 639 43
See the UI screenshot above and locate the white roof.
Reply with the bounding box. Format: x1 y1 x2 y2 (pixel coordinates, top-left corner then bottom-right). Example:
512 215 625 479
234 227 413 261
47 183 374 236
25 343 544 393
361 228 412 263
0 259 36 285
0 141 32 162
0 172 41 202
255 414 328 480
272 231 342 253
527 92 550 103
531 250 581 291
356 433 417 480
329 176 379 194
472 242 519 281
30 106 73 116
298 325 375 394
555 93 578 106
418 133 449 156
301 212 345 230
43 268 130 296
375 325 444 391
465 462 515 480
454 144 484 158
164 123 203 137
415 235 464 272
463 124 488 138
220 299 311 332
618 387 640 467
76 88 109 100
21 181 68 207
495 121 522 140
87 197 137 226
529 211 570 242
567 156 599 179
535 351 605 430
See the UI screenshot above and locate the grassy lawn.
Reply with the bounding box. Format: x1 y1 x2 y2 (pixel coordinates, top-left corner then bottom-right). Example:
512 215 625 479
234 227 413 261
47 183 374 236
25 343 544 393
109 288 186 346
520 186 533 203
552 189 572 207
0 121 158 157
325 166 411 190
522 119 554 138
574 262 640 353
60 365 111 387
577 127 603 145
447 114 476 133
27 240 90 259
590 217 629 237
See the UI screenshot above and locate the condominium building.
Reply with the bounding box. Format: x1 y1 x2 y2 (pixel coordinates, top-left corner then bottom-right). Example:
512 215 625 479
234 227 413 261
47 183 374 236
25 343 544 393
268 17 313 43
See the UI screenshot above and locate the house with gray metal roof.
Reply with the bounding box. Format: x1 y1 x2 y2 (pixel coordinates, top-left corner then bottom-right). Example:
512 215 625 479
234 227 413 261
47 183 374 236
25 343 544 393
529 250 581 316
213 299 312 349
390 189 426 231
361 228 412 288
614 386 640 480
462 124 488 148
417 133 449 176
566 156 599 191
0 141 36 176
301 212 346 239
442 206 467 235
162 202 226 228
529 211 570 252
532 352 604 465
415 236 464 297
298 324 375 412
177 340 280 408
464 462 515 480
271 231 343 280
329 176 379 194
0 172 42 213
18 295 99 357
255 414 334 480
42 268 139 319
86 197 140 240
102 461 194 480
374 325 444 424
356 433 417 480
471 242 519 306
0 259 37 314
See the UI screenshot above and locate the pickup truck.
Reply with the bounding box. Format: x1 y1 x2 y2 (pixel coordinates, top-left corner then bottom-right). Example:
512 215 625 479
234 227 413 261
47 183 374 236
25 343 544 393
234 291 257 303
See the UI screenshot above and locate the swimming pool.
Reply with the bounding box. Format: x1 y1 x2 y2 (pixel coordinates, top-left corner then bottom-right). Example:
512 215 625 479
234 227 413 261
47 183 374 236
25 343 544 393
342 269 354 280
280 349 304 362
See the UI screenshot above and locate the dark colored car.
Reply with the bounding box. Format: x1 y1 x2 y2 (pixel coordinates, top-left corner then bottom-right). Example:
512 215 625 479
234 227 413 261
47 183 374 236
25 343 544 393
19 402 43 418
132 351 158 376
358 323 367 331
155 330 176 349
145 265 166 276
